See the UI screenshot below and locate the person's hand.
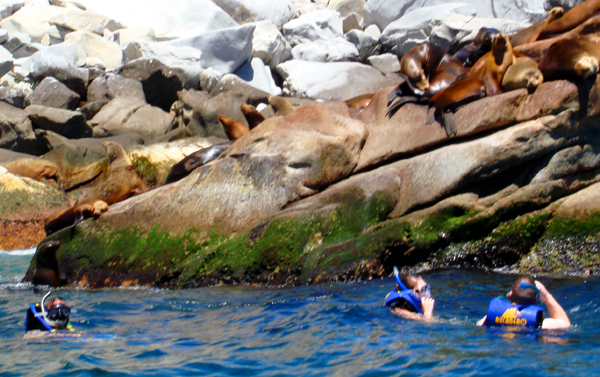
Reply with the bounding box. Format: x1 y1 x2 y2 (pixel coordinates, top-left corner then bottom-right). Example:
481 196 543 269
421 297 435 318
535 280 550 303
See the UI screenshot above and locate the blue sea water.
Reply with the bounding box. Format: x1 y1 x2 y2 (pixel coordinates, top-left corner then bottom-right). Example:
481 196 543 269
0 251 598 376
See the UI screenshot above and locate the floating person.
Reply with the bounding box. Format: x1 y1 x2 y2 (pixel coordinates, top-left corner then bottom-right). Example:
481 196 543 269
477 276 571 330
24 291 78 337
384 267 435 320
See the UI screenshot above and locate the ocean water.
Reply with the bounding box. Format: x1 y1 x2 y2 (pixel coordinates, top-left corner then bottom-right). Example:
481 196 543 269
0 251 598 376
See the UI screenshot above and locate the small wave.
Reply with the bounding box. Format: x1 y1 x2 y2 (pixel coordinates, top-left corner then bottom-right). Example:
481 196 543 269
0 248 36 256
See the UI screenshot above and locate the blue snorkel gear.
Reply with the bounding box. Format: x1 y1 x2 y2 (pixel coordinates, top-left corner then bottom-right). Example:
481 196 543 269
384 267 425 314
519 282 541 304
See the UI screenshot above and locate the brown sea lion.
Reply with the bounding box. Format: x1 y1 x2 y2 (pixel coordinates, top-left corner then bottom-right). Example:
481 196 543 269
240 103 265 129
501 57 544 91
510 7 564 46
267 95 296 116
75 141 148 205
165 141 233 184
31 240 63 287
453 28 501 67
3 158 59 188
539 0 600 39
218 115 250 140
428 33 516 134
539 37 600 80
45 200 109 235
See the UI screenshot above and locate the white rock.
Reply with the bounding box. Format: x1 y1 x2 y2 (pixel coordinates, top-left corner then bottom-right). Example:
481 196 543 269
122 40 202 77
48 7 123 35
199 67 222 92
343 13 362 33
2 0 25 14
48 0 85 9
75 0 239 39
0 4 68 42
0 45 13 78
166 24 255 74
328 0 366 17
379 3 477 56
64 29 121 69
84 56 104 68
235 57 281 95
436 14 531 46
0 5 12 20
12 41 44 58
367 53 400 75
345 29 378 61
113 27 155 47
291 0 322 15
283 9 343 46
292 37 359 62
4 31 30 52
276 59 391 101
364 24 381 39
252 20 292 69
0 29 9 44
0 165 6 174
212 0 297 30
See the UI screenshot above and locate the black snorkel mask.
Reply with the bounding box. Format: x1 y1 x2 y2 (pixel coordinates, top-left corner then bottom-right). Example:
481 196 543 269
37 291 71 329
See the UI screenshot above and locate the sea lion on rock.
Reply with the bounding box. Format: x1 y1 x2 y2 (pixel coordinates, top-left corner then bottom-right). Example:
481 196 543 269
45 200 109 235
75 141 148 205
453 28 501 67
510 7 564 46
240 103 265 129
218 115 249 140
267 95 296 116
387 43 468 116
501 57 544 92
165 141 233 184
539 0 600 39
31 240 63 287
3 158 59 188
428 33 516 135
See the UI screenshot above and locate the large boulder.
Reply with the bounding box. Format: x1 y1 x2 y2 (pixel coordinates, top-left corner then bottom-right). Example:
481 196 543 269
291 37 359 62
276 60 393 101
47 5 123 35
28 76 80 110
235 58 282 95
282 9 343 46
63 30 122 70
26 105 91 139
86 73 145 103
0 101 47 155
252 20 293 69
212 0 297 29
122 40 202 79
0 4 69 43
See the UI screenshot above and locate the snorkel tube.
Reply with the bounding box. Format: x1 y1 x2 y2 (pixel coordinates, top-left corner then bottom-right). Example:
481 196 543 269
37 291 69 329
386 267 423 314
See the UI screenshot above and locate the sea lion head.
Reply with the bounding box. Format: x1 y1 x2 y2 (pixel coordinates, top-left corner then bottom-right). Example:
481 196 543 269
401 46 430 92
491 33 511 64
92 200 109 216
574 55 599 78
102 141 132 170
548 7 564 22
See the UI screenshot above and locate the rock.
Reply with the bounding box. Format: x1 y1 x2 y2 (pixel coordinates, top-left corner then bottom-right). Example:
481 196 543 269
0 29 8 44
328 0 366 17
235 58 282 95
276 60 392 101
28 76 80 110
87 73 145 103
122 41 202 80
0 87 27 108
22 45 89 97
379 3 477 56
252 20 293 69
283 9 343 46
113 27 155 47
0 101 46 154
75 0 239 39
115 58 188 112
26 104 90 138
367 53 400 75
0 4 69 43
4 32 30 52
343 13 362 33
48 6 123 35
198 67 222 93
63 30 122 70
0 45 14 78
345 29 379 61
1 154 59 187
89 97 173 141
291 37 359 62
554 182 600 220
166 24 255 75
212 0 297 29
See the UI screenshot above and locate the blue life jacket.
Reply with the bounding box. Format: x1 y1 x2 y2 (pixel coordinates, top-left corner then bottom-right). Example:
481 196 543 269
484 297 544 329
385 289 422 314
24 304 54 333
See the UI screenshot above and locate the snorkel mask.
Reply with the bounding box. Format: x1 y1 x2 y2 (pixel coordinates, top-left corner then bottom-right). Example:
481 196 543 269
519 282 541 304
39 291 71 329
392 267 426 314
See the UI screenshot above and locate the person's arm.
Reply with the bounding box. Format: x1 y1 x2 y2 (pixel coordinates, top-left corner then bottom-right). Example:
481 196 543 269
535 280 571 330
392 297 435 321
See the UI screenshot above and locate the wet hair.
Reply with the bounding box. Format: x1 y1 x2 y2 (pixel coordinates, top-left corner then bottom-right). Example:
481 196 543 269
511 276 537 305
46 297 68 311
400 275 422 289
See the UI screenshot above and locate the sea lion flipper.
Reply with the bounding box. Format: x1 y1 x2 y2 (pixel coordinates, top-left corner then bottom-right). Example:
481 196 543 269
386 96 422 117
442 112 458 136
426 107 437 125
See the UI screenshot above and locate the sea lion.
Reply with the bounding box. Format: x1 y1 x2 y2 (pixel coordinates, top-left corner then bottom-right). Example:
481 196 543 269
387 43 468 116
267 95 296 116
428 33 516 134
31 240 63 287
501 57 544 92
75 141 148 205
510 7 564 46
538 37 600 80
345 93 375 113
165 141 233 184
453 28 501 67
3 158 59 188
218 115 249 140
45 200 109 235
240 103 265 129
539 0 600 39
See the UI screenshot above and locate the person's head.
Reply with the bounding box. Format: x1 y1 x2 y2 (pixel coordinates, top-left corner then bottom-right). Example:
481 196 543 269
510 276 538 305
44 297 71 329
400 274 431 299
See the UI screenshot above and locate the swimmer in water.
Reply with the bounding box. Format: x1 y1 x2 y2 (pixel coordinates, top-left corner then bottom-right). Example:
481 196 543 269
477 275 571 330
24 291 80 339
384 268 435 321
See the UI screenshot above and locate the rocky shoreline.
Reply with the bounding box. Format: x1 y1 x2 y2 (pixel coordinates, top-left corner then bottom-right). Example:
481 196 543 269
1 0 600 288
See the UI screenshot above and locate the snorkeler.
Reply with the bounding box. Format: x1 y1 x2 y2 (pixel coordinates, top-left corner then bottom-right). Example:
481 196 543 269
24 291 75 334
384 267 435 320
477 276 571 330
